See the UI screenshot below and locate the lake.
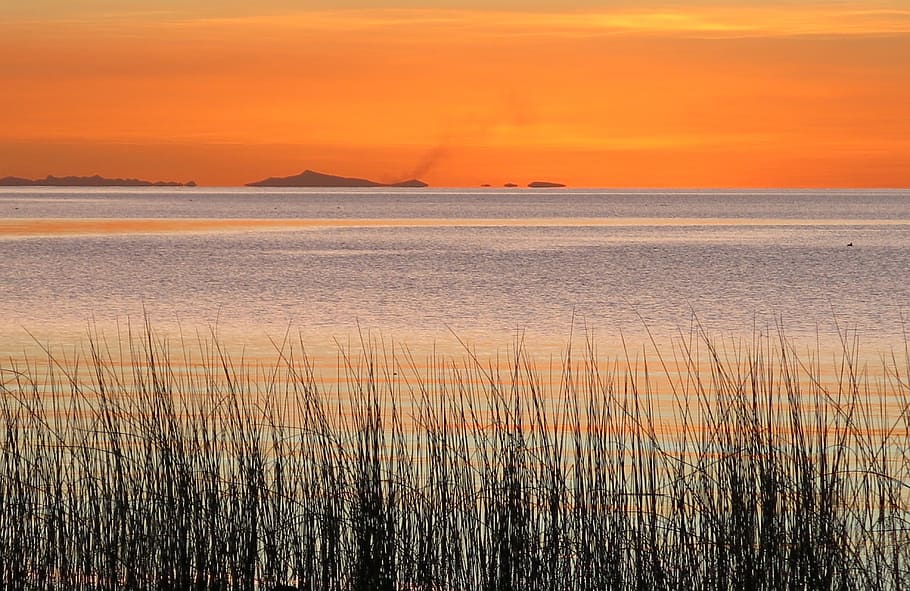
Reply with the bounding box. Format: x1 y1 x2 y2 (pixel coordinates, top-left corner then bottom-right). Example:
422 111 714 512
3 187 910 591
1 187 908 361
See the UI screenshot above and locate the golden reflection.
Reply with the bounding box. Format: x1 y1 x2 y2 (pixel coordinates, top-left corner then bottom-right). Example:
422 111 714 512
2 216 908 238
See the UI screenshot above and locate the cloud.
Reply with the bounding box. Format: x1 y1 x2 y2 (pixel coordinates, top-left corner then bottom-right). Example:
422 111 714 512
186 5 910 39
8 3 909 41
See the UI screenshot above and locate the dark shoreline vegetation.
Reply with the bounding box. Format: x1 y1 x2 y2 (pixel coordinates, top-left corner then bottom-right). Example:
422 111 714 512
2 327 909 590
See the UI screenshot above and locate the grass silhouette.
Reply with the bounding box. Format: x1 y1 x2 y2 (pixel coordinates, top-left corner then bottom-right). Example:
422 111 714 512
1 324 909 590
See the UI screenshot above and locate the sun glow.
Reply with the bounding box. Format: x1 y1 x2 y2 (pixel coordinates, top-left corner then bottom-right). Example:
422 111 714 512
2 2 909 187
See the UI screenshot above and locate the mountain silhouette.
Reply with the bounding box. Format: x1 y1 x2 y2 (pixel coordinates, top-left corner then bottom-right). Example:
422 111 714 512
246 169 428 188
528 181 566 188
0 174 196 187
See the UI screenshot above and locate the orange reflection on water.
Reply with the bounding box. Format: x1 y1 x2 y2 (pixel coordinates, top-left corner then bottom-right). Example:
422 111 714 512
2 216 907 239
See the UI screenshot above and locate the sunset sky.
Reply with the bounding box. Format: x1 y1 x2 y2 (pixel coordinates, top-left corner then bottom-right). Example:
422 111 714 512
2 1 909 187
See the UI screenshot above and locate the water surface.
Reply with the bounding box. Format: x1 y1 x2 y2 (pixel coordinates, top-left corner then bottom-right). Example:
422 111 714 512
1 187 908 358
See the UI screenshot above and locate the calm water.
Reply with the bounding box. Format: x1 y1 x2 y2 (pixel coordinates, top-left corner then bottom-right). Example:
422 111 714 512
1 187 908 358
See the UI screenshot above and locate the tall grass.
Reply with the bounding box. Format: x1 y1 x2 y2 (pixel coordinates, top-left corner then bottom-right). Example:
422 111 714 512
1 326 909 590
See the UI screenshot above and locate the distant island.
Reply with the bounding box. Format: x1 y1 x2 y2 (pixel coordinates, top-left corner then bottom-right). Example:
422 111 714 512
0 171 565 189
247 169 428 188
0 174 196 187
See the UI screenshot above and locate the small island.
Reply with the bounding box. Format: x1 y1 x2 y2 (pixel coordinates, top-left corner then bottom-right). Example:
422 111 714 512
528 181 566 188
0 174 196 187
247 169 428 188
504 183 519 188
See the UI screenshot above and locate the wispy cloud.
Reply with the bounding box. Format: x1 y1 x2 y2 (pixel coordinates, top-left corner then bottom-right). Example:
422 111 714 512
6 3 909 41
185 5 910 39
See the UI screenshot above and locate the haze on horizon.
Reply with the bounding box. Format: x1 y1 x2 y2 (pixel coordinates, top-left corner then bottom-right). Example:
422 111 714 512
2 1 909 187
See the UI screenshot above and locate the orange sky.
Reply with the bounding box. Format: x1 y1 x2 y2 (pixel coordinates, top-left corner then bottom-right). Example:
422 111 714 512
2 2 909 187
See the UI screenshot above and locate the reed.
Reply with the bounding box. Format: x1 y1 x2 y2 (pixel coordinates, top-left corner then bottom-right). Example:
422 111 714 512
1 326 909 590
